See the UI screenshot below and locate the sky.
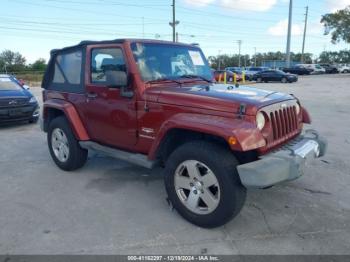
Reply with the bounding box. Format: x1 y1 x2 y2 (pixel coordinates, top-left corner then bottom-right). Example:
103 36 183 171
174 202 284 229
1 0 350 64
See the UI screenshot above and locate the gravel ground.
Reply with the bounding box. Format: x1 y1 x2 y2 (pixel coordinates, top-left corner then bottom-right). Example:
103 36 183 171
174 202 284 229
0 74 349 255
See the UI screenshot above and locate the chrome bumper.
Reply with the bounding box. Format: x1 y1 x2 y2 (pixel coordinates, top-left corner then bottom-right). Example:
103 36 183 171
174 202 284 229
237 130 327 189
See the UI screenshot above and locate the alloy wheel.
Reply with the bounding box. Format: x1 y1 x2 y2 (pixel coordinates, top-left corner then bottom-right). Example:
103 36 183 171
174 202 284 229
174 160 220 215
51 128 70 162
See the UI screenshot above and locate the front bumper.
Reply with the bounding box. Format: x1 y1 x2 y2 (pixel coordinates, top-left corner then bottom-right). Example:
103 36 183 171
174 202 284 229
0 104 39 123
237 130 327 188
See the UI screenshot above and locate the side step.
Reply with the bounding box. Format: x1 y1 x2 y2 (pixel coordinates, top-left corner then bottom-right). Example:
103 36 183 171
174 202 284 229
79 141 156 169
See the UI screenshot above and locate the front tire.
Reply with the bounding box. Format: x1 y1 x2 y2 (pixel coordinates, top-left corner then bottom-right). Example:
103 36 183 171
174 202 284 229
164 141 246 228
48 116 88 171
281 77 287 83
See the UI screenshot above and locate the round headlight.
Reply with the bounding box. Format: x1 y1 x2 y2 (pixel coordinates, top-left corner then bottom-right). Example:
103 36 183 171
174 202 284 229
256 112 266 130
295 103 301 115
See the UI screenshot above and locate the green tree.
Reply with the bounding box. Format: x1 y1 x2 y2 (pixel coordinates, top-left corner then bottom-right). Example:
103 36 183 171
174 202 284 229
30 58 47 72
318 50 350 63
0 49 26 72
321 6 350 43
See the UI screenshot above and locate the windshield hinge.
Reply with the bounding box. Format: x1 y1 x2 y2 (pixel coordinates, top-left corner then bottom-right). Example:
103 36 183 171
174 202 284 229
239 103 246 119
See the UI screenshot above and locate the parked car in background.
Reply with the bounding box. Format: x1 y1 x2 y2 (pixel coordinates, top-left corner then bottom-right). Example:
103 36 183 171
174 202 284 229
320 64 339 74
282 65 312 75
298 64 325 75
244 67 269 80
214 70 242 82
253 70 298 83
225 66 241 72
0 74 39 123
339 65 350 73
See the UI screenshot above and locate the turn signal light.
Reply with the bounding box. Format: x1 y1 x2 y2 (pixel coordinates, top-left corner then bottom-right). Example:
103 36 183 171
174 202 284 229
228 136 237 145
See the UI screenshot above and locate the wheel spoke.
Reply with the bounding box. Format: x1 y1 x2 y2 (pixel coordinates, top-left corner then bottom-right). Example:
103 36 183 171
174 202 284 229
52 138 59 149
62 145 69 158
175 176 191 190
201 171 217 188
186 191 200 210
58 147 65 161
200 189 218 210
184 161 201 179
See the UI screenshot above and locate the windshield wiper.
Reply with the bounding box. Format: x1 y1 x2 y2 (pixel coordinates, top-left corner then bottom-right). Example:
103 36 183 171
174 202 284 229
146 78 182 85
179 75 212 83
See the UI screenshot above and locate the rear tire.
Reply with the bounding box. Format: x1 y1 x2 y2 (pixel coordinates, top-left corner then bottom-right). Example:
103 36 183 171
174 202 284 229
48 116 88 171
164 141 246 228
257 77 262 83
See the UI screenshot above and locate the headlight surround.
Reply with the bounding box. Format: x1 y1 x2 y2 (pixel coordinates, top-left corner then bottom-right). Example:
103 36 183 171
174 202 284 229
29 96 37 103
256 112 266 130
295 103 301 115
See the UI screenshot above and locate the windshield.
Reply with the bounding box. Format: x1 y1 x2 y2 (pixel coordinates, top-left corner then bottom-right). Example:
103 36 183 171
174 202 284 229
131 43 212 82
0 78 22 91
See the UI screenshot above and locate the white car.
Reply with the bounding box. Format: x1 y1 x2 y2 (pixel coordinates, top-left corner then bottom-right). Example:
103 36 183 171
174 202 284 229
298 64 325 75
339 65 350 73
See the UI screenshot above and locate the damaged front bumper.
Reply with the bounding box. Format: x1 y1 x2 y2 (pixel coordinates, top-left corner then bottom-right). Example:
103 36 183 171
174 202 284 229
237 129 327 189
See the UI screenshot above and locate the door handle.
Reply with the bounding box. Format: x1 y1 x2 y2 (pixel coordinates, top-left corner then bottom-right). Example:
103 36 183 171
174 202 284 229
86 92 98 99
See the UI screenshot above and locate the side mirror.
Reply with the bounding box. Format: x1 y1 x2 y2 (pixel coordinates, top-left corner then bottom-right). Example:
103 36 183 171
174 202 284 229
105 70 127 87
105 70 133 98
23 85 30 90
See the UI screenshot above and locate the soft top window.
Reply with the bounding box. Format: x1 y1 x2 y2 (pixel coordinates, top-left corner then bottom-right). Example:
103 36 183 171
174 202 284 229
46 48 84 93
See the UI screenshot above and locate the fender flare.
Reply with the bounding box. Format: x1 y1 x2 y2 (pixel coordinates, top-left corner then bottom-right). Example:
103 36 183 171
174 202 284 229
148 113 266 160
301 106 312 124
43 99 90 141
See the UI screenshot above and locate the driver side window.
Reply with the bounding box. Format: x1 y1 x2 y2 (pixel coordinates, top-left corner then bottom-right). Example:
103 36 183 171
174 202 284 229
91 48 126 85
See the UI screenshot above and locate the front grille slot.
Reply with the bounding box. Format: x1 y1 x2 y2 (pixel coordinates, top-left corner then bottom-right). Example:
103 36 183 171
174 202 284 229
270 105 298 140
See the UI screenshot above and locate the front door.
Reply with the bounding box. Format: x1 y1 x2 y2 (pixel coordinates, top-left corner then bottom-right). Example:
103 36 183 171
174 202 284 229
78 44 137 150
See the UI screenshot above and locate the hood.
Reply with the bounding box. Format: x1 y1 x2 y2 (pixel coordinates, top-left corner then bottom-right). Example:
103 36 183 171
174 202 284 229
0 88 31 99
146 83 295 115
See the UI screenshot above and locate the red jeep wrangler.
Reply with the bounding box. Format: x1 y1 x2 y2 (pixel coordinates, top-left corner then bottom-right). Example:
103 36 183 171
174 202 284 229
41 39 327 228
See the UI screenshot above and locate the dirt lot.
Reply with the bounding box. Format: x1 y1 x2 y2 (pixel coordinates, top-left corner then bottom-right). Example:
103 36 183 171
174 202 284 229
0 74 349 255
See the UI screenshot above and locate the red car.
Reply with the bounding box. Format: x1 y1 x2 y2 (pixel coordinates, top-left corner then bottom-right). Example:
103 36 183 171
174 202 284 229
41 39 326 228
214 70 242 82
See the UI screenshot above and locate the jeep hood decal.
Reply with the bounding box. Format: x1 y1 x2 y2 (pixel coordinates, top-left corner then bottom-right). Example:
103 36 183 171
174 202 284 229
154 83 295 115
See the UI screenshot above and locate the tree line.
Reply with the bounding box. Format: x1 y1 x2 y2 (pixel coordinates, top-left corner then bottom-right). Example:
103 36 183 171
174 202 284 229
0 49 47 74
1 48 350 73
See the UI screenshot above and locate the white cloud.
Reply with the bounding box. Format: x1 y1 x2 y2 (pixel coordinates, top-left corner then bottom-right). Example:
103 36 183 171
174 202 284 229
183 0 277 11
183 0 216 7
220 0 277 12
267 19 303 36
326 0 350 12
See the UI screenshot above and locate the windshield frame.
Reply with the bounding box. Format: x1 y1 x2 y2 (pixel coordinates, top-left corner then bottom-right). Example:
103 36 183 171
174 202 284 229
130 42 212 83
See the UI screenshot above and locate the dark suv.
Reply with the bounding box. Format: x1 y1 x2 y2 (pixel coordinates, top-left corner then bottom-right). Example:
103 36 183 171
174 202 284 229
0 74 39 123
320 64 339 74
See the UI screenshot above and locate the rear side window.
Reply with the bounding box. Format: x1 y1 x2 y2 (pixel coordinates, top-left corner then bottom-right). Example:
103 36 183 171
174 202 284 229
49 48 84 93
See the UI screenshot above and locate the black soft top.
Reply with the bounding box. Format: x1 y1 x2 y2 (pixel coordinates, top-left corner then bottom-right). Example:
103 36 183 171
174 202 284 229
50 38 195 55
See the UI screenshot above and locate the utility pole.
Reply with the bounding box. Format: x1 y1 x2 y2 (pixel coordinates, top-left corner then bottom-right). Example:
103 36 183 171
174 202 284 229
286 0 293 68
254 47 257 67
218 50 222 70
301 6 308 63
238 40 242 67
169 0 179 42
